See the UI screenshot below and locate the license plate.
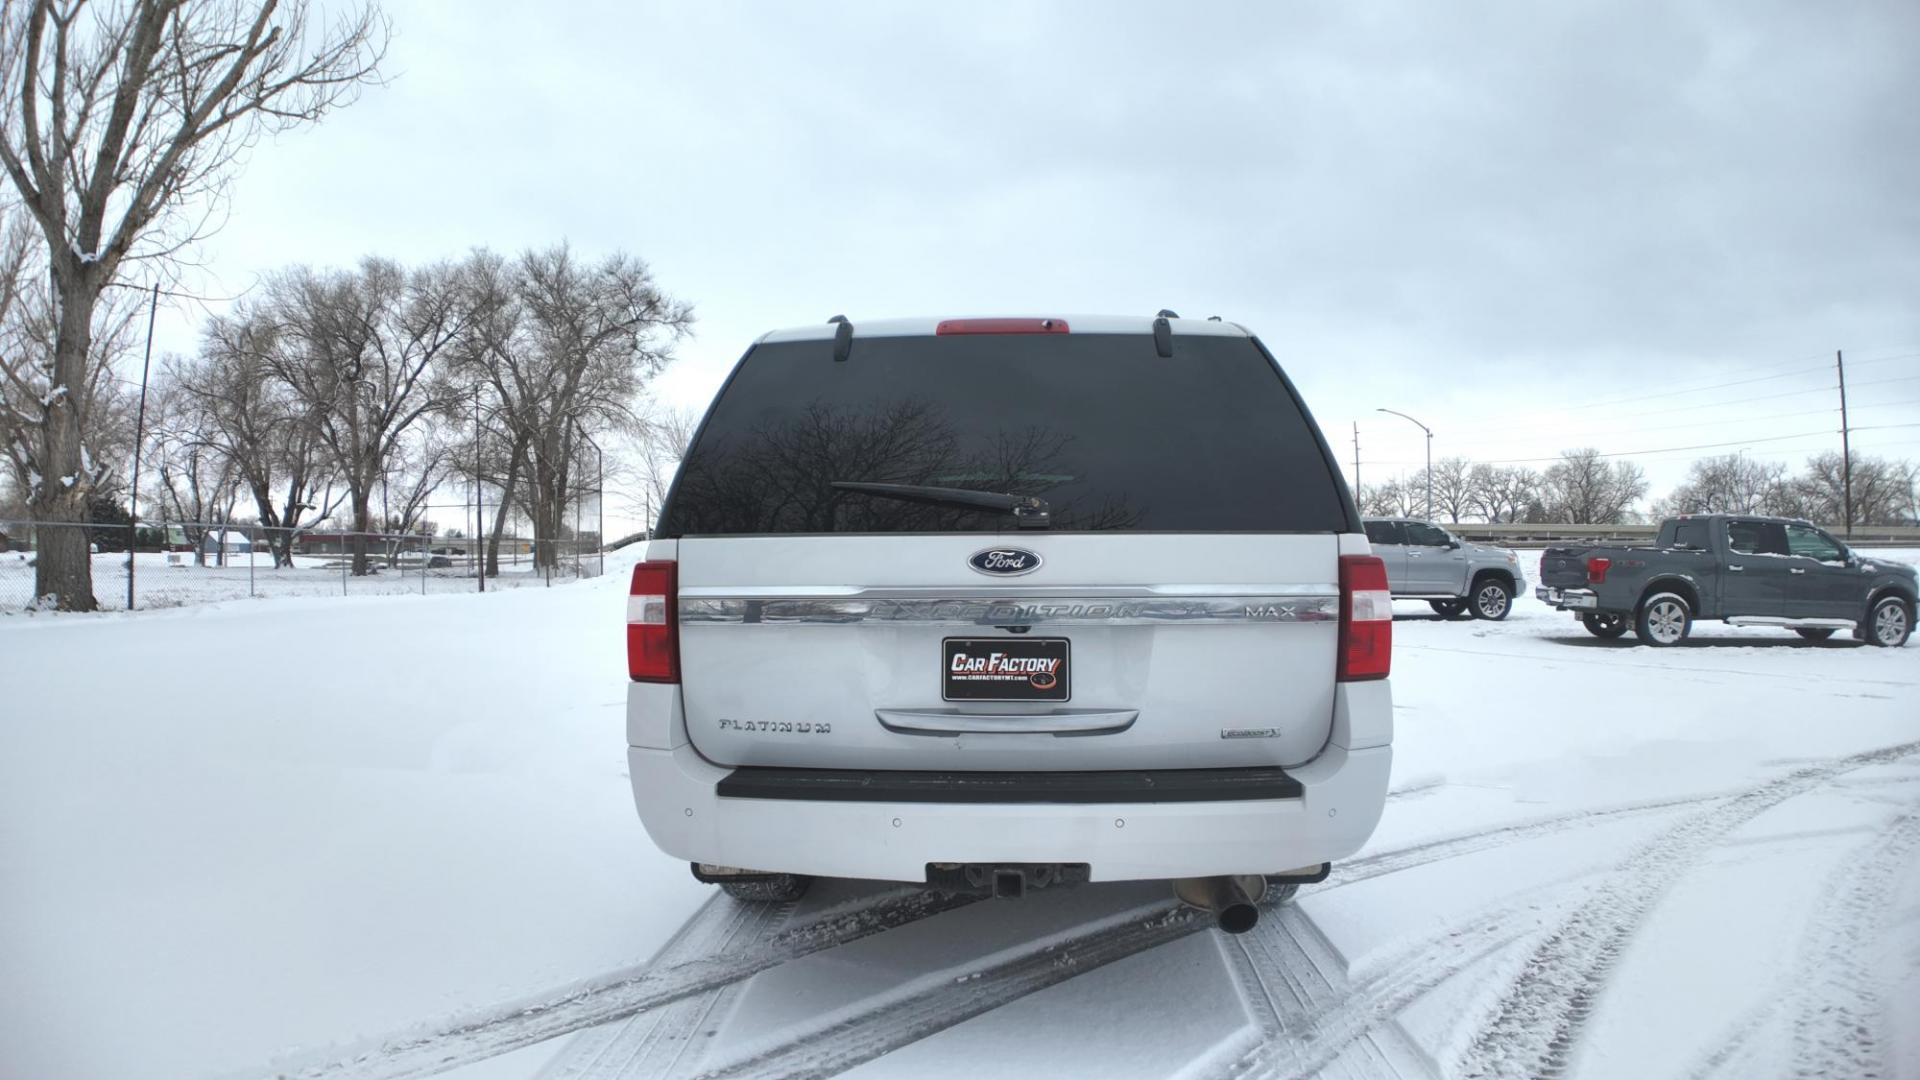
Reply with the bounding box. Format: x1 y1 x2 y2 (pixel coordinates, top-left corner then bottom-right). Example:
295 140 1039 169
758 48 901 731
943 637 1070 702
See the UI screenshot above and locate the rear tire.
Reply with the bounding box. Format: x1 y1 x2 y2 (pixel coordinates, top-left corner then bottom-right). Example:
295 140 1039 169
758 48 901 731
1860 596 1913 647
720 874 813 903
1429 598 1468 619
1635 592 1692 647
1581 612 1630 639
1470 577 1513 621
1259 881 1301 906
1793 627 1836 642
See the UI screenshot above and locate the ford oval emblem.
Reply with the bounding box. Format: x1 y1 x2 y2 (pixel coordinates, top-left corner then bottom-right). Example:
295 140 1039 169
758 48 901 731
968 547 1043 576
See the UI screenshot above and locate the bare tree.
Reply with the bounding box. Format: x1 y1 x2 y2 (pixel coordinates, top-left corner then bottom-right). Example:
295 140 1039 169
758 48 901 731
175 311 342 566
378 425 447 564
1650 453 1791 519
1782 453 1918 527
0 0 384 608
634 403 697 533
260 258 465 574
1 208 142 565
1541 448 1647 524
144 376 238 562
1412 456 1474 522
1357 477 1414 518
1466 464 1539 523
453 245 689 572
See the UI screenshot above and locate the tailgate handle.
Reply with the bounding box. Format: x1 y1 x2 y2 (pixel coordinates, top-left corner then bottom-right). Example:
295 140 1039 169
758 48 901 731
876 709 1138 736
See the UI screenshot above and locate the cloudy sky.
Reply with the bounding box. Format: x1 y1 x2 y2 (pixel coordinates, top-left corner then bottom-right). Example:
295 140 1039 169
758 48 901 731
148 0 1920 530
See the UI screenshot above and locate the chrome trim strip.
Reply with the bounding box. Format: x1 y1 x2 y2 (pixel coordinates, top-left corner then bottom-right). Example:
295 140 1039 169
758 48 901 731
680 594 1341 626
677 584 1339 599
876 708 1138 736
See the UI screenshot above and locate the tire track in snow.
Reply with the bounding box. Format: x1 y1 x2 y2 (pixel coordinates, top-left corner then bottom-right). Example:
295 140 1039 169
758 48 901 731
538 792 1731 1079
1216 896 1574 1080
1683 804 1920 1080
1327 791 1722 890
1460 739 1920 1080
537 890 809 1080
267 887 978 1080
269 777 1808 1079
1217 901 1444 1079
691 900 1201 1079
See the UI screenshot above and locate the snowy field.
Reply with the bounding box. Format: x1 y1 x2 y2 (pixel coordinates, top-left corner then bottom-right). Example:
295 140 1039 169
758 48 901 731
2 550 1916 1079
0 550 602 611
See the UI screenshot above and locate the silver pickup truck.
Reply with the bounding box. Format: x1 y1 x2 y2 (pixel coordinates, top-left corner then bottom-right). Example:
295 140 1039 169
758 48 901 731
1536 514 1916 647
1362 518 1527 620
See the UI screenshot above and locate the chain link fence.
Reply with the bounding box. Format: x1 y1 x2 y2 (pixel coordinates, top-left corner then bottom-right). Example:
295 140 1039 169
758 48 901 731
0 519 606 612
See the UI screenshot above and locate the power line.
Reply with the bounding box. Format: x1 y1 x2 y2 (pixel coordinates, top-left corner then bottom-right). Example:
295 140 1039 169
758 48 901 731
1462 373 1920 434
1369 423 1920 468
1551 361 1830 412
1454 396 1920 448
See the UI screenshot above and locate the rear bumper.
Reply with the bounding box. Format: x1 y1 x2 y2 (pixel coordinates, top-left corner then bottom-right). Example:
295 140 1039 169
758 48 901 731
1536 585 1599 610
627 682 1394 884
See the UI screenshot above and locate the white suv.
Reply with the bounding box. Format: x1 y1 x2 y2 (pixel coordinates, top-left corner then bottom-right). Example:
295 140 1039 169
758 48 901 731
624 314 1392 933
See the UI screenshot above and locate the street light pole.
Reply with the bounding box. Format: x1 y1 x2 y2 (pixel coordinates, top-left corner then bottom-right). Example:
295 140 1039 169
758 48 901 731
1376 408 1434 521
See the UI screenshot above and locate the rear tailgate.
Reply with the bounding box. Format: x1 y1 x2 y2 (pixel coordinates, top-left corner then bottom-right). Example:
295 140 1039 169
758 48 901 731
1539 548 1596 589
656 321 1362 777
677 533 1340 772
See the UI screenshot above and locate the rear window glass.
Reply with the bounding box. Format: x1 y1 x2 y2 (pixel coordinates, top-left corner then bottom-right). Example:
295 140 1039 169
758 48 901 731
659 333 1352 536
1670 521 1709 550
1727 520 1788 556
1364 521 1401 545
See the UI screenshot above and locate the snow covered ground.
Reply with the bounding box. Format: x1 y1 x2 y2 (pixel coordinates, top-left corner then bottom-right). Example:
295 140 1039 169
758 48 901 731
2 551 1916 1079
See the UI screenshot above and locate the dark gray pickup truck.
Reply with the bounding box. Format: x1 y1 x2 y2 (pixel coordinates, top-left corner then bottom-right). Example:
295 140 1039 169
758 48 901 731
1536 514 1915 647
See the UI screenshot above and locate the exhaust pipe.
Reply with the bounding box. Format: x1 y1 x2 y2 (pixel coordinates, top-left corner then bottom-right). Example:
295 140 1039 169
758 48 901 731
1173 874 1267 934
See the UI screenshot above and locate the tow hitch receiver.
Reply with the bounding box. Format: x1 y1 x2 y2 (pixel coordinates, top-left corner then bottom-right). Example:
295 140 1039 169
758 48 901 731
926 862 1091 898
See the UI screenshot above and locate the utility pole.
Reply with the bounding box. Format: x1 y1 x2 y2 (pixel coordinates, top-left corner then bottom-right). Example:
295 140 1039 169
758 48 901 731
1837 349 1853 537
1352 421 1361 507
125 283 160 610
475 393 485 593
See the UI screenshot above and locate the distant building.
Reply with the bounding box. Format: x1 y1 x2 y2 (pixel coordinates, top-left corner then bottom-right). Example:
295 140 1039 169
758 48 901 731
200 530 253 556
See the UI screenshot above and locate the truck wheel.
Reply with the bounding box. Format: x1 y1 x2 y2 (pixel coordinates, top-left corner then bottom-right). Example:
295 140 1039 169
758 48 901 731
720 874 813 903
1860 596 1913 647
1793 627 1836 642
1470 577 1513 620
1429 599 1468 619
1581 612 1629 639
1635 592 1692 646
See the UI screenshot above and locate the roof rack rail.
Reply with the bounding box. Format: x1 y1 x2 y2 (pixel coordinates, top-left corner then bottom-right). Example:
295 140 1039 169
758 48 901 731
1156 308 1180 319
1152 313 1174 358
828 315 853 362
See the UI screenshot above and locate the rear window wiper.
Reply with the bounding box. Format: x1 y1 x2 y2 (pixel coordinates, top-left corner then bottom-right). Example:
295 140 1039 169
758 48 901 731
829 481 1051 529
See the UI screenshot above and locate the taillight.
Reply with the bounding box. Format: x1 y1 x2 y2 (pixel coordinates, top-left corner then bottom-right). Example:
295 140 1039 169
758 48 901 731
628 561 679 682
1339 554 1392 682
935 317 1070 335
1586 557 1611 585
